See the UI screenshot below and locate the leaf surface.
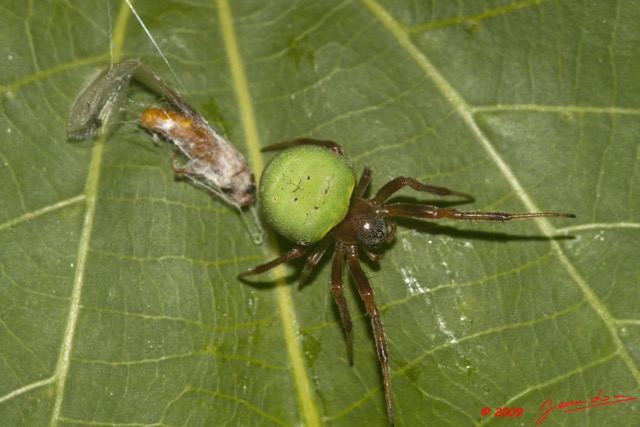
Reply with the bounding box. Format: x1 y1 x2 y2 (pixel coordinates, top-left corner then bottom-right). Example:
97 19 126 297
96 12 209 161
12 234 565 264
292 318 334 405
1 0 638 425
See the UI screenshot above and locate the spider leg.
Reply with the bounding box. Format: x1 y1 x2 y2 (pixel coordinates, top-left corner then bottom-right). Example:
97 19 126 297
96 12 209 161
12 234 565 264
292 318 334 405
346 245 394 425
298 235 333 287
372 176 474 205
362 246 383 262
353 167 372 198
330 243 354 365
261 138 344 156
379 203 576 221
238 245 308 277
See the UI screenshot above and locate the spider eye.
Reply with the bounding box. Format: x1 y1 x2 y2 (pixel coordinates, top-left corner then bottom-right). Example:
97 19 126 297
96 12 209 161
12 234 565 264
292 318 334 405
354 213 388 247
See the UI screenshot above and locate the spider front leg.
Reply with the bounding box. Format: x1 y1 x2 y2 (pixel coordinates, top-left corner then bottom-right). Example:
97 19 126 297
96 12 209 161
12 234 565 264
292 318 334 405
379 203 576 221
373 176 474 205
345 244 394 425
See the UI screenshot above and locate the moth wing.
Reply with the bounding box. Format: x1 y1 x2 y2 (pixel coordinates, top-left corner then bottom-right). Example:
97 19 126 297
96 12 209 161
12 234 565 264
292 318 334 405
67 59 143 140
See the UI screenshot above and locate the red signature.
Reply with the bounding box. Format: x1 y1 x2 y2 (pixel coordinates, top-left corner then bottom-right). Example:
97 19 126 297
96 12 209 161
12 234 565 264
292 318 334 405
536 388 637 424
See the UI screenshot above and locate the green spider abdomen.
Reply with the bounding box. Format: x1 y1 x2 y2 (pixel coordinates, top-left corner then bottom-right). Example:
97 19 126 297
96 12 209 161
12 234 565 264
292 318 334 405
259 145 356 244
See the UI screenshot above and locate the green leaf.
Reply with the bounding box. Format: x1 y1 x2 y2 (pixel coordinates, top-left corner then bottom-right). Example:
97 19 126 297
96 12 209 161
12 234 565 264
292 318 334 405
1 0 638 425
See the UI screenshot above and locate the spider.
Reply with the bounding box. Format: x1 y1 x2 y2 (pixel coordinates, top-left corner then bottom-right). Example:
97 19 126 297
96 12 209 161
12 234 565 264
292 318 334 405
239 138 575 425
